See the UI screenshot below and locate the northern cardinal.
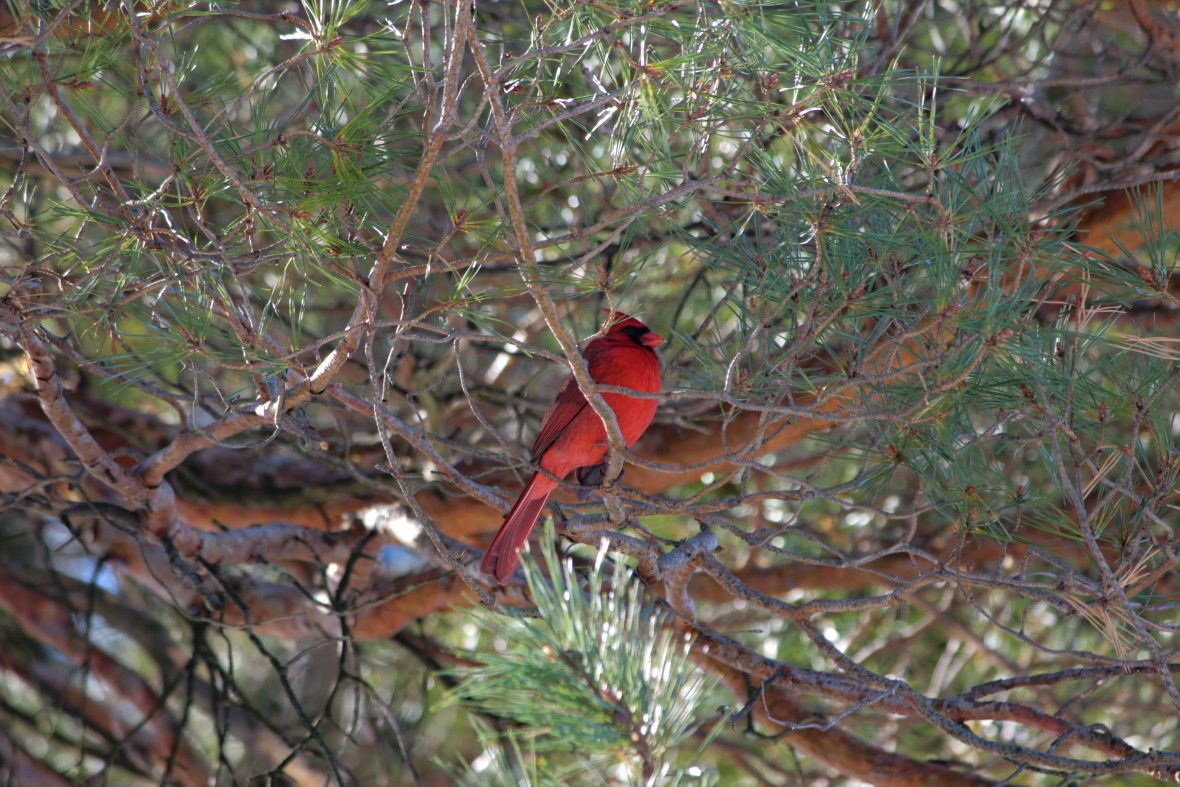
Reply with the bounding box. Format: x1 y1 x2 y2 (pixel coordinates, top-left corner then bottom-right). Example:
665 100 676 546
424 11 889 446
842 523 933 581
479 312 663 583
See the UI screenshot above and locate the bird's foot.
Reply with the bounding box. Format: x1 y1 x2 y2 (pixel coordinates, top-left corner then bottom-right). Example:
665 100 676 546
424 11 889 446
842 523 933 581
575 462 625 501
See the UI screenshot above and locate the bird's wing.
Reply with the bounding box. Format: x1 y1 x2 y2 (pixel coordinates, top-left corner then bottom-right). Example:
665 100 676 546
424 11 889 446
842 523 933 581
528 376 588 462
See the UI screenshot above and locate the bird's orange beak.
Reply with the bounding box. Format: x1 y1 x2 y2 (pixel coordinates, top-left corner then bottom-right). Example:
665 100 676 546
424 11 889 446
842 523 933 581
641 332 664 349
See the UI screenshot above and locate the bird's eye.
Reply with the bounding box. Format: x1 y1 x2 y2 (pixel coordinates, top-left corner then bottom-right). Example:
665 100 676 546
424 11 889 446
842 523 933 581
621 325 646 342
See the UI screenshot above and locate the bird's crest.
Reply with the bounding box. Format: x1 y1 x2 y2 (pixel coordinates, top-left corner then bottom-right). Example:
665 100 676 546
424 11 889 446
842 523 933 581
600 308 644 332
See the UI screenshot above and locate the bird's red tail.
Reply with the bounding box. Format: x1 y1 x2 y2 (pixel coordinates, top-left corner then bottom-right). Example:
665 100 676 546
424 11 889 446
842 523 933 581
480 472 560 583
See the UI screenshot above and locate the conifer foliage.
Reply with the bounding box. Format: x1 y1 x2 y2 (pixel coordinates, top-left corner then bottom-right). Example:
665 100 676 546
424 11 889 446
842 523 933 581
449 527 716 785
1 0 1180 785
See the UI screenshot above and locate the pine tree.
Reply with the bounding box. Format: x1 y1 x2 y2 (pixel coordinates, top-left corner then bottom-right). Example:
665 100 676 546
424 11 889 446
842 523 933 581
1 0 1179 784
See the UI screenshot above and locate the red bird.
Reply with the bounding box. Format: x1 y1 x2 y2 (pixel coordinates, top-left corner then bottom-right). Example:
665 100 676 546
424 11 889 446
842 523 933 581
480 312 663 583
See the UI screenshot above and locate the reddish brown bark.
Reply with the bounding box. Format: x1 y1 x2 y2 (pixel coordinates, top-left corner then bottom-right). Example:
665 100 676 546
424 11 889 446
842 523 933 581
353 569 467 638
705 656 997 787
0 567 211 786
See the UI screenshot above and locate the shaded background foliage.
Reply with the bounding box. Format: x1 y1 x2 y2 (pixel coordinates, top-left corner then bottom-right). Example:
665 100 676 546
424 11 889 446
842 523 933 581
1 0 1180 784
